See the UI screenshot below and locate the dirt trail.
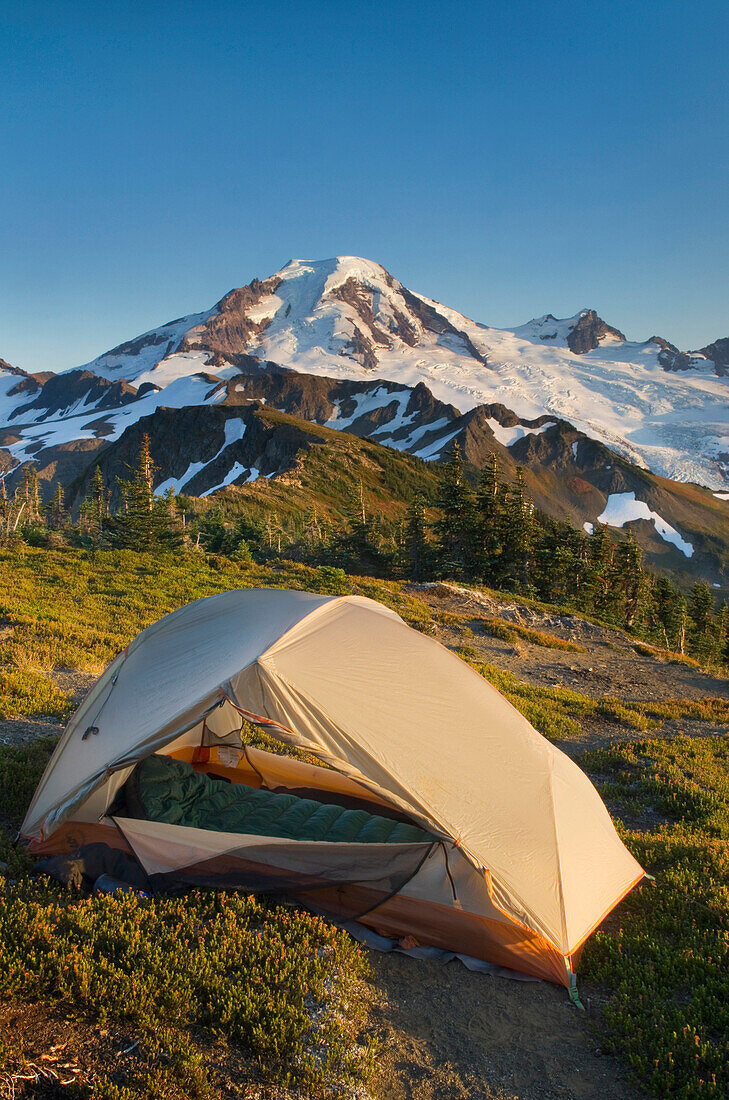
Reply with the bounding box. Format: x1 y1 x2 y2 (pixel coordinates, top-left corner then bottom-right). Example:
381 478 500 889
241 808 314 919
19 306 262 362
369 953 637 1099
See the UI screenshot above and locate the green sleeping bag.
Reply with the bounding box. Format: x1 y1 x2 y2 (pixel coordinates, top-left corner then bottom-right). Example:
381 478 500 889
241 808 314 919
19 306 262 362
124 754 432 846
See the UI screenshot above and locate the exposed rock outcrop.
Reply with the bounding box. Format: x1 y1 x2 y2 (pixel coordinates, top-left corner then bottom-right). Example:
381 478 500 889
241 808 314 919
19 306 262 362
566 311 625 354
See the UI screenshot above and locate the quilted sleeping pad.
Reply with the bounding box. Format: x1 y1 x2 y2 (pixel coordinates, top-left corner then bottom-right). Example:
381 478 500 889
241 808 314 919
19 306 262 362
124 754 433 845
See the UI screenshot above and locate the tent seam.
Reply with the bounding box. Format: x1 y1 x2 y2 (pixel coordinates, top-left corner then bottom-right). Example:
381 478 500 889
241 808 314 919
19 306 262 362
257 595 401 666
547 748 570 954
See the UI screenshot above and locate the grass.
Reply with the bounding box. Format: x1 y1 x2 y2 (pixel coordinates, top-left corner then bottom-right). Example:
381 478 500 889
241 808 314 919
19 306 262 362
580 736 729 1098
0 668 73 721
0 548 433 719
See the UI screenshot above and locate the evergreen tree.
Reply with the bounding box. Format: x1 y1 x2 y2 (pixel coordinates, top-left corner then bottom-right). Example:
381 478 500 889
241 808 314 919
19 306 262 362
107 435 182 551
46 483 67 531
0 478 9 541
90 466 109 538
650 575 684 650
675 595 688 655
533 518 582 605
500 467 535 591
713 601 729 666
688 581 715 659
474 453 502 583
616 527 644 629
433 443 475 578
19 465 42 523
583 524 616 618
329 484 392 575
403 494 434 581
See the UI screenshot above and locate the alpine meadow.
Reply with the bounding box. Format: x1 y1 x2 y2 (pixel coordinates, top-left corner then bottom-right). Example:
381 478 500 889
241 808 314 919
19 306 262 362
2 3 729 1098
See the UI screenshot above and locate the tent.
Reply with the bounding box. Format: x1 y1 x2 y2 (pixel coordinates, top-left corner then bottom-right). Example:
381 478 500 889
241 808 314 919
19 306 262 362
22 588 644 985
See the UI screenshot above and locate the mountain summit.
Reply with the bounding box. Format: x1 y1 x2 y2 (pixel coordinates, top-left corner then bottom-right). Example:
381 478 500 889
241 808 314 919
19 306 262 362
2 255 728 493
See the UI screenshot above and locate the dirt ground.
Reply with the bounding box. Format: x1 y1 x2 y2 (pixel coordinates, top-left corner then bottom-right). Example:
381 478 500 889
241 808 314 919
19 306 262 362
3 586 727 1099
368 952 637 1100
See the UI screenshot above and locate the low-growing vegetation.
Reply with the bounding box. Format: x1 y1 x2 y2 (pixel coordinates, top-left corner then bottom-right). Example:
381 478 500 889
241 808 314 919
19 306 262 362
0 738 372 1099
0 547 433 720
1 545 728 1098
580 736 729 1097
0 668 73 722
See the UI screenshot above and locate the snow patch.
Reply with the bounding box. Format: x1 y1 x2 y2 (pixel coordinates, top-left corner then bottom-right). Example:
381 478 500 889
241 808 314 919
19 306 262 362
153 418 247 496
154 463 207 497
485 419 556 448
413 427 463 459
201 462 251 496
597 492 694 558
583 522 594 534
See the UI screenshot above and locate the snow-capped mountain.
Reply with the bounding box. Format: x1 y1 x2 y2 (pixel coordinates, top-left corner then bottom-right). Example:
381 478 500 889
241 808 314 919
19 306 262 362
1 255 728 587
46 255 728 490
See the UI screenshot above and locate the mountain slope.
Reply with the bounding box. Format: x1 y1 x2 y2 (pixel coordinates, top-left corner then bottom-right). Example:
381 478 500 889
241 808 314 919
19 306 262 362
4 351 729 588
68 403 442 525
49 255 729 490
51 384 725 590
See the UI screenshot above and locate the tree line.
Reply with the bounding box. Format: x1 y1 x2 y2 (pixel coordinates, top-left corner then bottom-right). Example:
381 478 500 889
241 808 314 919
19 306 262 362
2 438 727 667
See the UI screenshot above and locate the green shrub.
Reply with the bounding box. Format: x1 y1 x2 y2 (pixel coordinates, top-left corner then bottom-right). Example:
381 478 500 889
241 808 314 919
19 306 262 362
0 880 372 1097
0 669 72 721
581 736 729 1097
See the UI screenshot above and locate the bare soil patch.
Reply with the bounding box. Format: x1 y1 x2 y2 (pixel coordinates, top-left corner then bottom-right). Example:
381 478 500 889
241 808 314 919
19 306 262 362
368 953 638 1100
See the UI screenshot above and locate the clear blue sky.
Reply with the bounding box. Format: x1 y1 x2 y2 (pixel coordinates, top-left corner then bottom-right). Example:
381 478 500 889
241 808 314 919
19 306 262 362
2 0 727 373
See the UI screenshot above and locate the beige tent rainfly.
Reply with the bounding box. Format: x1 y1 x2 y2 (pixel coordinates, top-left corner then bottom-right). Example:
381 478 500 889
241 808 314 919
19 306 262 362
22 588 644 986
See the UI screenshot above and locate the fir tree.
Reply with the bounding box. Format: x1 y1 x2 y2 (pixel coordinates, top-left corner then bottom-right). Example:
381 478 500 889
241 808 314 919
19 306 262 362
107 434 182 551
688 581 714 659
651 575 684 650
584 524 615 617
47 482 67 531
0 478 9 541
474 452 502 583
500 467 535 591
404 494 434 581
19 465 42 523
330 484 391 575
90 466 109 536
433 443 475 578
616 527 644 629
713 601 728 666
676 595 688 655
